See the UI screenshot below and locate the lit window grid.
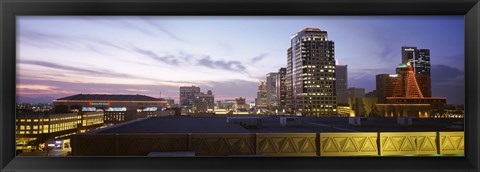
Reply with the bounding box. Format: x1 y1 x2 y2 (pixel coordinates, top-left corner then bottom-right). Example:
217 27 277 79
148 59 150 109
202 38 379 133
16 114 79 134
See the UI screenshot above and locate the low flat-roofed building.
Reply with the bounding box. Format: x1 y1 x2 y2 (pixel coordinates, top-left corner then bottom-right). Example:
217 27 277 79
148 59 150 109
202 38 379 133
54 94 167 111
53 94 168 124
16 112 79 151
77 111 105 133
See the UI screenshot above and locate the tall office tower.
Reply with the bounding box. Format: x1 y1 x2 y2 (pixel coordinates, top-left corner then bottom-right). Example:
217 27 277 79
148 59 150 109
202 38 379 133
401 47 417 66
266 72 278 110
415 49 431 97
401 46 431 97
335 65 348 90
286 28 337 116
285 48 294 113
276 68 287 111
179 86 201 110
336 65 348 105
414 49 431 75
255 81 268 109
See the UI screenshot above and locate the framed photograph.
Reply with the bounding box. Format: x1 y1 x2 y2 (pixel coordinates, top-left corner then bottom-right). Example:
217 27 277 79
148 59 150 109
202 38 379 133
1 0 479 172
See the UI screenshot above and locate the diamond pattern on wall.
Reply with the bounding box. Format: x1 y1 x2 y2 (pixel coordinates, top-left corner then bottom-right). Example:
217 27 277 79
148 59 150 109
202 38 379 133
71 131 464 157
380 132 437 156
439 132 464 155
320 133 378 156
190 134 256 156
256 133 317 156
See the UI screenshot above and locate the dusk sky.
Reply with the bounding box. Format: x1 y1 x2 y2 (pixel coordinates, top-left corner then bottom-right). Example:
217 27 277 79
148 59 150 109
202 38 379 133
16 16 465 105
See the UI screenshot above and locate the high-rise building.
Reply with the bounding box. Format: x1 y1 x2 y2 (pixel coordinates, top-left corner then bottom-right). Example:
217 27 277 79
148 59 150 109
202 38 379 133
401 47 417 66
286 28 337 116
336 65 348 105
414 49 431 75
179 86 201 110
265 72 278 110
255 81 268 109
285 48 294 113
192 92 215 113
401 46 431 97
336 65 348 90
276 68 287 111
415 49 431 97
376 74 401 103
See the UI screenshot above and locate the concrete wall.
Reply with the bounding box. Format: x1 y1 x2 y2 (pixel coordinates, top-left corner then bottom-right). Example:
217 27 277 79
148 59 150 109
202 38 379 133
72 131 463 157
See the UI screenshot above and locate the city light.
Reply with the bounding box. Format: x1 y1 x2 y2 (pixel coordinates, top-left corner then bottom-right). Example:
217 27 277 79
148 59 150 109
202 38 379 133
15 17 464 157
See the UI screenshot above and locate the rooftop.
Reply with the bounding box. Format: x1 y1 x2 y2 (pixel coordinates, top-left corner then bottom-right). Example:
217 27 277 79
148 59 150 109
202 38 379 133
86 116 464 134
16 111 76 117
55 94 163 101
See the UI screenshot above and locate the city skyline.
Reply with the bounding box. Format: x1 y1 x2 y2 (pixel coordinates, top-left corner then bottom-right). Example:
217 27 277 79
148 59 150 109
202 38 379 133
17 16 464 104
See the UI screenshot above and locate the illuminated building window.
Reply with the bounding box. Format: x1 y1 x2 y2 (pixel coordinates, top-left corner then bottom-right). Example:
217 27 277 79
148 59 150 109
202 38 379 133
43 125 49 133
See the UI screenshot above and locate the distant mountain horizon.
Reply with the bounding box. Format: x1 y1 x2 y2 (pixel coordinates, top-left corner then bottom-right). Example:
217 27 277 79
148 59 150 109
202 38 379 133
16 96 57 104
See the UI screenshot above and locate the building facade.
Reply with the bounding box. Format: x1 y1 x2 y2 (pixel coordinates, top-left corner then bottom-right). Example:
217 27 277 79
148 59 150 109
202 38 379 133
336 65 348 90
286 28 337 116
192 91 215 113
285 48 294 113
336 65 348 105
180 86 201 110
234 97 249 111
276 68 287 111
376 74 402 103
16 112 89 152
266 72 278 110
53 94 168 124
401 46 431 97
255 81 268 109
375 64 445 118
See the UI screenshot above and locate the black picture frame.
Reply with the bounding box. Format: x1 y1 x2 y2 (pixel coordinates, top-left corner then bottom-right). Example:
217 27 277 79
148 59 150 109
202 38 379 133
1 0 479 171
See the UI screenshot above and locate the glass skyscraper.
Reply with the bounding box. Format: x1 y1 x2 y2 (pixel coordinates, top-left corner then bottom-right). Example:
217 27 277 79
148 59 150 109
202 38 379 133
401 46 431 97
